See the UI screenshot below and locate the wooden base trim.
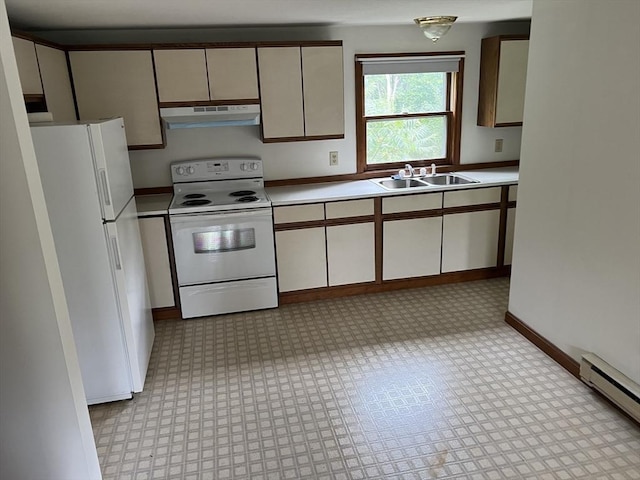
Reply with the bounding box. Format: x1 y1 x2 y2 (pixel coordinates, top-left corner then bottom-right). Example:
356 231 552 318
504 310 580 378
152 306 182 321
280 267 510 304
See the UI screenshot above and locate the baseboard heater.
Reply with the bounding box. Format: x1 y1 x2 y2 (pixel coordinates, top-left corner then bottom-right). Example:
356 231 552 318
580 353 640 422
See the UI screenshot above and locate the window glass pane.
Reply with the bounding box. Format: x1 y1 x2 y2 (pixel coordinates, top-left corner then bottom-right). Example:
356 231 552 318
366 116 447 164
364 72 446 116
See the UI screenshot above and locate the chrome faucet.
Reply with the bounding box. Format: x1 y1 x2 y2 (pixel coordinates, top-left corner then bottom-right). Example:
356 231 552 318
404 164 415 177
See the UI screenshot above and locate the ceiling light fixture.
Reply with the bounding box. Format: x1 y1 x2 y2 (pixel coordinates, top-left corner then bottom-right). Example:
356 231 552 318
414 16 458 42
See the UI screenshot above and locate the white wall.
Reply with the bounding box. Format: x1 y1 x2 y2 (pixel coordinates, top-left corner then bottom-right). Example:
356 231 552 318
37 22 529 188
0 3 102 478
509 0 640 383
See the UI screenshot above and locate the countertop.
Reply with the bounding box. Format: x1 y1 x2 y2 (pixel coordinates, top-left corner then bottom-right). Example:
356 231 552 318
266 167 519 206
135 193 173 217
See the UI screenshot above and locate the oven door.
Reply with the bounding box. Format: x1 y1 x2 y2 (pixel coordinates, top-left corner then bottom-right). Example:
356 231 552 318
170 209 275 286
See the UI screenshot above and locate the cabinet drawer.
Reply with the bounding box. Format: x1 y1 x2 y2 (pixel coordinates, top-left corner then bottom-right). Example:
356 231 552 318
325 199 374 219
273 204 324 224
382 193 442 214
508 185 518 202
443 187 502 208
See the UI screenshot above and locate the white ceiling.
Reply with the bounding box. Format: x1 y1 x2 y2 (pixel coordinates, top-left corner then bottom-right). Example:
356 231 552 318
6 0 532 31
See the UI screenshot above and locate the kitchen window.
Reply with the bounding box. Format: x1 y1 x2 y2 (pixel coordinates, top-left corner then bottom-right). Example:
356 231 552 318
355 52 464 173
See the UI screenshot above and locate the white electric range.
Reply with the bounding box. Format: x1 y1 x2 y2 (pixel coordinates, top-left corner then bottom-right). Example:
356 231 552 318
168 158 278 318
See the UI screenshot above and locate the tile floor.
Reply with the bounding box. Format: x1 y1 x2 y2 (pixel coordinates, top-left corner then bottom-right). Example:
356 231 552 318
90 278 640 479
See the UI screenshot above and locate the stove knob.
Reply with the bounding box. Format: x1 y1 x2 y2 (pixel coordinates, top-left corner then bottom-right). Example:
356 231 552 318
176 166 185 175
240 163 247 171
186 166 195 174
250 162 259 171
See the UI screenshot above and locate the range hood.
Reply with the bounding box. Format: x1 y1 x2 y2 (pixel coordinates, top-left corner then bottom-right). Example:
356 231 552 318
160 105 260 129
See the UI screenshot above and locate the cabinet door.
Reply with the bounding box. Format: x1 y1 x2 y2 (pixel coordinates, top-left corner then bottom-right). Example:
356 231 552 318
34 44 76 121
441 210 501 272
275 228 327 292
138 217 175 308
383 217 442 280
153 49 210 103
70 50 163 147
301 46 344 137
327 223 375 286
206 48 259 100
12 37 43 95
258 47 305 139
495 40 529 125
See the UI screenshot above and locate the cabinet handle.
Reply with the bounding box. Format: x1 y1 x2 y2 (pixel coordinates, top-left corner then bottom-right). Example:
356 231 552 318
99 169 111 206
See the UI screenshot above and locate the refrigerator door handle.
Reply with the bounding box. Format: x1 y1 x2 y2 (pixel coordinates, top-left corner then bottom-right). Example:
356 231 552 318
99 168 112 206
111 236 122 270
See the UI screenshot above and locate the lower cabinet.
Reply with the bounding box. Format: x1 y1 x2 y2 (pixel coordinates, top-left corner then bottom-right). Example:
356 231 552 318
441 210 501 272
275 228 327 292
383 217 442 280
327 223 375 286
138 217 175 308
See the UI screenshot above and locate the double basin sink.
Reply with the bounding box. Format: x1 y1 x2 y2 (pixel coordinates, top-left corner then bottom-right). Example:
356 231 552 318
372 174 478 191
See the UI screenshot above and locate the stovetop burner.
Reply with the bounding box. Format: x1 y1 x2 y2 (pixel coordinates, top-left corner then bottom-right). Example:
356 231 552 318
184 193 206 199
182 199 212 206
236 196 259 203
229 190 256 197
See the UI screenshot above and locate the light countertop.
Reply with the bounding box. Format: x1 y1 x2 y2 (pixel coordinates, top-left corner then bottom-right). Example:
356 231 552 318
135 193 173 217
266 167 518 206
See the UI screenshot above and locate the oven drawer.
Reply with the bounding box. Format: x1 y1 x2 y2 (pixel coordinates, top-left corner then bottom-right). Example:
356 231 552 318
170 209 276 285
179 277 278 318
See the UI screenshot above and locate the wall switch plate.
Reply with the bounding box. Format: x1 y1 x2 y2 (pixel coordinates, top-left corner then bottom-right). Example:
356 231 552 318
495 139 504 153
329 151 339 166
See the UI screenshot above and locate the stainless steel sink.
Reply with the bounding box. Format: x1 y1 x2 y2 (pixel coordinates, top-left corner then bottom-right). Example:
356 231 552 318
422 174 478 185
373 178 430 190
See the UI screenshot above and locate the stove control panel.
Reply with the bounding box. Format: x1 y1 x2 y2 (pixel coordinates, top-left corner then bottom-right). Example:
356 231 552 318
171 158 263 182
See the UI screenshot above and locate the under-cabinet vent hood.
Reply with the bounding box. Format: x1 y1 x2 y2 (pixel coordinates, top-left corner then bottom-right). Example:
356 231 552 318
160 105 260 129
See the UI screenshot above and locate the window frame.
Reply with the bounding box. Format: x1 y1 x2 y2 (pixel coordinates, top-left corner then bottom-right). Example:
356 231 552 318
355 51 464 174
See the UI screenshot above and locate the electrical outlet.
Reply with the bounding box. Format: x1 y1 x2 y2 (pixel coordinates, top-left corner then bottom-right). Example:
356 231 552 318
495 139 504 153
329 151 339 166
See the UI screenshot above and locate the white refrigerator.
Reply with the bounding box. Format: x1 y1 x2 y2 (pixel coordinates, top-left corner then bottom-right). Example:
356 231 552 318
30 118 155 405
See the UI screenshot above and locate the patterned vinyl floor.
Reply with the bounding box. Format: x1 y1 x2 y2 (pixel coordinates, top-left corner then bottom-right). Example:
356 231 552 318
89 278 640 479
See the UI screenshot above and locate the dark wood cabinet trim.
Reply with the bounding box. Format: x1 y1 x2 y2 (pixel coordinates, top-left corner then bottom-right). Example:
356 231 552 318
382 209 442 221
441 202 502 216
262 134 344 143
11 30 66 50
152 307 181 321
162 215 181 314
280 266 510 304
325 216 375 227
128 143 166 151
23 94 45 103
274 220 326 231
67 40 342 52
374 198 383 284
158 98 260 108
134 186 173 195
497 186 509 268
264 160 519 187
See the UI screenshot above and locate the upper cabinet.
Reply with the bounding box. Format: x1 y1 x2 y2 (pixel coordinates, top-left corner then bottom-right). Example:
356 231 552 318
477 35 529 127
34 44 77 122
12 37 43 96
206 48 259 101
12 36 76 121
69 50 163 148
258 43 344 142
153 47 259 104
